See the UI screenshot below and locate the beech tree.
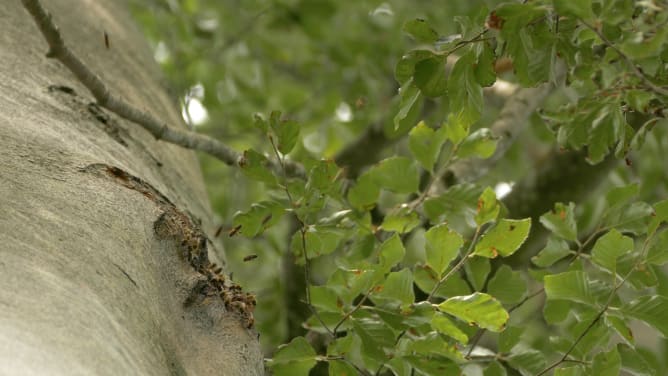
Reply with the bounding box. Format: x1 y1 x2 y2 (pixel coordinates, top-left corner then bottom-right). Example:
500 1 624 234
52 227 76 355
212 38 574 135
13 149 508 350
4 0 668 375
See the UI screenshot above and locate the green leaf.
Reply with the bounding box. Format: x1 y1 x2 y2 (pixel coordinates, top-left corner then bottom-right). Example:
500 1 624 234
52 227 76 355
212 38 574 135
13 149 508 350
448 52 483 125
414 57 448 97
406 332 464 360
291 225 344 260
269 110 300 154
474 218 532 258
539 202 577 241
591 346 621 376
327 361 358 376
437 292 509 332
647 229 668 265
620 27 668 60
409 121 447 172
431 313 468 344
402 18 439 43
442 111 471 145
475 43 497 87
425 224 464 276
544 271 594 306
347 172 380 210
621 296 668 337
424 183 482 224
233 200 284 237
475 187 500 226
465 256 490 291
484 361 508 376
553 0 593 19
309 285 343 313
602 201 654 235
648 199 668 236
605 315 634 346
238 149 277 185
369 156 420 194
307 159 341 194
617 343 657 376
543 299 571 324
498 325 524 353
394 80 422 130
505 349 546 375
591 229 634 274
404 355 460 375
457 128 498 159
269 337 317 376
532 236 572 267
378 233 406 271
371 268 415 308
381 207 421 234
487 265 527 305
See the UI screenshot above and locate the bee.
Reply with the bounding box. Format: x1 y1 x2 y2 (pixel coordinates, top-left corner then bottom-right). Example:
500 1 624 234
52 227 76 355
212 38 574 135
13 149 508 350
243 254 258 262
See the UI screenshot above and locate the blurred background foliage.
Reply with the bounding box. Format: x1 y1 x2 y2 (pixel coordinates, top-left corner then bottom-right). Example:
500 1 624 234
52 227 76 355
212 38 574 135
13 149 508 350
129 0 668 363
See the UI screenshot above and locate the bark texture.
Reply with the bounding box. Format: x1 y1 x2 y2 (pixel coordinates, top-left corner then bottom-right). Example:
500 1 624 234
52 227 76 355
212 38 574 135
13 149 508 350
0 1 262 374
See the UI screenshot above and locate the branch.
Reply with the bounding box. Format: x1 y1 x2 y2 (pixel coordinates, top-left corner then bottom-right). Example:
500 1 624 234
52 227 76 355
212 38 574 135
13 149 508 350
21 0 305 178
581 20 668 98
449 64 565 182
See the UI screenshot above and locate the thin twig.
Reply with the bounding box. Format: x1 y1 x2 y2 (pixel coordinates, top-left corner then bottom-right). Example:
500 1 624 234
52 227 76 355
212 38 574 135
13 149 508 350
332 287 374 334
427 227 482 301
21 0 305 178
465 288 545 358
581 20 668 97
536 232 657 375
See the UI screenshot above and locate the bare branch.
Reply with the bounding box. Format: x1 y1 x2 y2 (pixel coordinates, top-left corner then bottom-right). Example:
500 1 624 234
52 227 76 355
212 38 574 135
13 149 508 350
21 0 305 178
449 64 565 182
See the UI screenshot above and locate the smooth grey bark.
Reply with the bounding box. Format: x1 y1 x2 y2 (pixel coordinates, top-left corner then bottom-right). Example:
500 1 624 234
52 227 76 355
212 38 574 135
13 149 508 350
0 1 262 375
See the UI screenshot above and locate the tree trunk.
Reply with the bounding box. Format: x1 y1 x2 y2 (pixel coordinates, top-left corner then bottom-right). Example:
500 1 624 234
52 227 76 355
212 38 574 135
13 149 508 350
0 1 262 374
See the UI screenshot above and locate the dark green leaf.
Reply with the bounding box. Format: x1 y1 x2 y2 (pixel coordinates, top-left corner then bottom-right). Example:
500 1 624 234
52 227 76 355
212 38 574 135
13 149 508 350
414 57 448 97
484 361 508 376
553 0 593 19
465 256 490 291
448 52 483 125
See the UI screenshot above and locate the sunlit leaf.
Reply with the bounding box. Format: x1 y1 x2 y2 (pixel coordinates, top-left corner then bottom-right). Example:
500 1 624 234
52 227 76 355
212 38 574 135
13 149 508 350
544 271 594 306
431 313 469 344
475 187 500 226
473 218 531 258
591 229 634 274
437 292 509 332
